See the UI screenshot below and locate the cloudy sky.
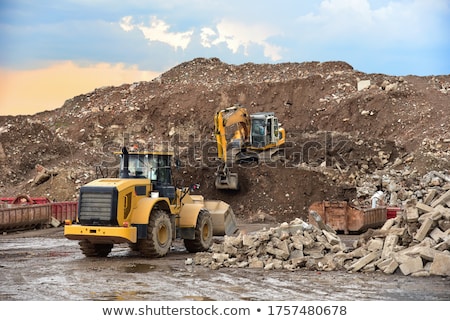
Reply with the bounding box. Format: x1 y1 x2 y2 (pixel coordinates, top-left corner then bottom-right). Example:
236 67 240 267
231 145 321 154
1 0 449 116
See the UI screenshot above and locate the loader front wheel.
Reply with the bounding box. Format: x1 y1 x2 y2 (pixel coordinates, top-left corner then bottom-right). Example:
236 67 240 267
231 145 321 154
79 240 113 257
184 209 213 253
138 210 172 258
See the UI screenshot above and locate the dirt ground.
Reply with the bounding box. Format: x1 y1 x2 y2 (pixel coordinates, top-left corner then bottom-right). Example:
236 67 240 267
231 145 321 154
1 223 449 301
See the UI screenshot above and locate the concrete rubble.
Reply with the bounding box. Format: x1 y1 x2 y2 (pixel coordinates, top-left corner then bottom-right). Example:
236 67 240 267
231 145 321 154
194 187 450 277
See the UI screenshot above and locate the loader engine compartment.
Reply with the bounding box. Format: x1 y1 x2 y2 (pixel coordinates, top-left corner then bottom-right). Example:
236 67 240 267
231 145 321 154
78 186 118 226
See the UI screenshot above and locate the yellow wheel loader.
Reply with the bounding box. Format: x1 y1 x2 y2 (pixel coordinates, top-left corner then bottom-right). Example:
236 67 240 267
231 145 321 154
64 147 238 258
214 105 286 190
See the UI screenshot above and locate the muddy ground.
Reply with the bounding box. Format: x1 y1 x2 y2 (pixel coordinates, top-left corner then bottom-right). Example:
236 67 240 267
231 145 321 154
1 223 449 301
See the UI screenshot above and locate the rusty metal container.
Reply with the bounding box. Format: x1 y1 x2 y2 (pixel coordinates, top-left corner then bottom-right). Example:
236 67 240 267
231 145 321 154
0 204 52 232
51 201 78 223
308 201 387 234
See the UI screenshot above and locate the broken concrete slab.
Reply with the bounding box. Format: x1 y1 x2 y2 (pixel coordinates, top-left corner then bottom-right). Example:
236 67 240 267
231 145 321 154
416 202 435 213
381 234 399 259
414 218 434 242
429 253 450 276
431 190 450 208
348 251 380 272
399 256 423 275
405 206 419 222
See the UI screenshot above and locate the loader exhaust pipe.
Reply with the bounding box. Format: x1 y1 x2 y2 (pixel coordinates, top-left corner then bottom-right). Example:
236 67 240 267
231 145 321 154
120 146 130 178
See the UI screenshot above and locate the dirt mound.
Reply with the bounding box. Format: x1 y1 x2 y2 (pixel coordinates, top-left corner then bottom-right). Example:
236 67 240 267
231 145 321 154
0 58 449 223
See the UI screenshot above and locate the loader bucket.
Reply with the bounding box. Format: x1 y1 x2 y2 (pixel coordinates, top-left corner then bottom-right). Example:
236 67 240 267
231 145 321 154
203 200 238 236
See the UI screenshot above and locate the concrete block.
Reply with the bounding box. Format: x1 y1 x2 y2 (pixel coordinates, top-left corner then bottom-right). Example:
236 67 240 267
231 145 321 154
309 210 336 234
248 258 264 269
376 258 391 270
429 227 446 242
322 230 341 245
405 206 419 222
348 251 380 272
290 235 304 251
387 227 406 236
399 256 423 275
378 258 399 274
266 245 290 260
434 239 450 251
416 202 435 213
381 234 399 259
414 218 434 242
411 271 430 277
431 190 450 208
367 238 384 251
212 253 230 264
429 253 450 276
418 247 442 262
357 79 371 91
435 205 450 217
380 218 395 231
418 210 441 223
423 189 438 205
50 217 61 228
385 259 399 274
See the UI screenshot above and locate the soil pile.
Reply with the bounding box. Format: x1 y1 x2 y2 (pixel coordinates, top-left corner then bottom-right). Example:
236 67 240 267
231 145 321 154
0 58 449 223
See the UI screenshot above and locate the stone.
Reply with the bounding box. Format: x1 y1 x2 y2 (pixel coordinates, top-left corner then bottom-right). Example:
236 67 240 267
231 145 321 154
429 253 450 276
405 206 419 222
357 80 371 91
399 256 423 275
414 218 434 242
382 234 399 259
348 251 380 272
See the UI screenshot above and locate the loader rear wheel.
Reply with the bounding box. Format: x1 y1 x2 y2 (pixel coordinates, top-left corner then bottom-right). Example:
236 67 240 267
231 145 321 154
138 210 172 258
78 240 113 257
184 209 213 253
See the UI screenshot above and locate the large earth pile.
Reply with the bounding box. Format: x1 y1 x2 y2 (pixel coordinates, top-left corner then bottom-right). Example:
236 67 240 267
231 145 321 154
0 58 449 223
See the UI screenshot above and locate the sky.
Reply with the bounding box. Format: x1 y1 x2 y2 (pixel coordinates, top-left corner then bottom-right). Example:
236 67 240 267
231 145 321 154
0 0 449 116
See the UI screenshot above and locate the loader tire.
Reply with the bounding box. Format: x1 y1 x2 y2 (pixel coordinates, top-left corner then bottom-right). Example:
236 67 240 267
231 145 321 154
79 240 113 257
184 209 213 253
138 209 172 258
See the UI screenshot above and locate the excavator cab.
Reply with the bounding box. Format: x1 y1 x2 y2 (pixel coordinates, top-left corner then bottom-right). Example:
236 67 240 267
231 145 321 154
250 112 279 149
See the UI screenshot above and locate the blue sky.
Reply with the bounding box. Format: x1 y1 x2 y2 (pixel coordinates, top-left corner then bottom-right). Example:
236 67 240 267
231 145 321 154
0 0 449 115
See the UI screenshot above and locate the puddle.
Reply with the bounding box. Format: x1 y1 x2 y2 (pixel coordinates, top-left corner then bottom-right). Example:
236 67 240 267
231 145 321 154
123 263 155 273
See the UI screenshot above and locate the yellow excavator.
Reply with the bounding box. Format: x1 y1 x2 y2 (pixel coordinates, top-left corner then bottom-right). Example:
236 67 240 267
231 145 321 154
214 105 286 190
64 146 238 258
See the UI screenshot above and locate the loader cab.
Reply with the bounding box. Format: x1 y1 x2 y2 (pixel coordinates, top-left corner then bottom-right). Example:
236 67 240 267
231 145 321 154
119 149 175 199
250 112 281 149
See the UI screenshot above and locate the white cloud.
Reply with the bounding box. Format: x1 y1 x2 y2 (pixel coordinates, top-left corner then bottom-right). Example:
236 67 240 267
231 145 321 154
119 16 134 32
120 16 193 51
296 0 446 45
200 27 216 48
201 19 283 61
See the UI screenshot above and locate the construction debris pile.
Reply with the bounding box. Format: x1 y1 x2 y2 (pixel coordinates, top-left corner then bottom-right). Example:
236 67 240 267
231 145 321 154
194 188 450 277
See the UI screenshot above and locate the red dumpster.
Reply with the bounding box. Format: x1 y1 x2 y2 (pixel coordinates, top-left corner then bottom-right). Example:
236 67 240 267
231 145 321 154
386 207 401 219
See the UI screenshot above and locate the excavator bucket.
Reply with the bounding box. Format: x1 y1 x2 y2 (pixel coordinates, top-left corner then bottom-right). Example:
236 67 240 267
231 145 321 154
215 163 239 190
215 172 239 190
203 200 238 236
